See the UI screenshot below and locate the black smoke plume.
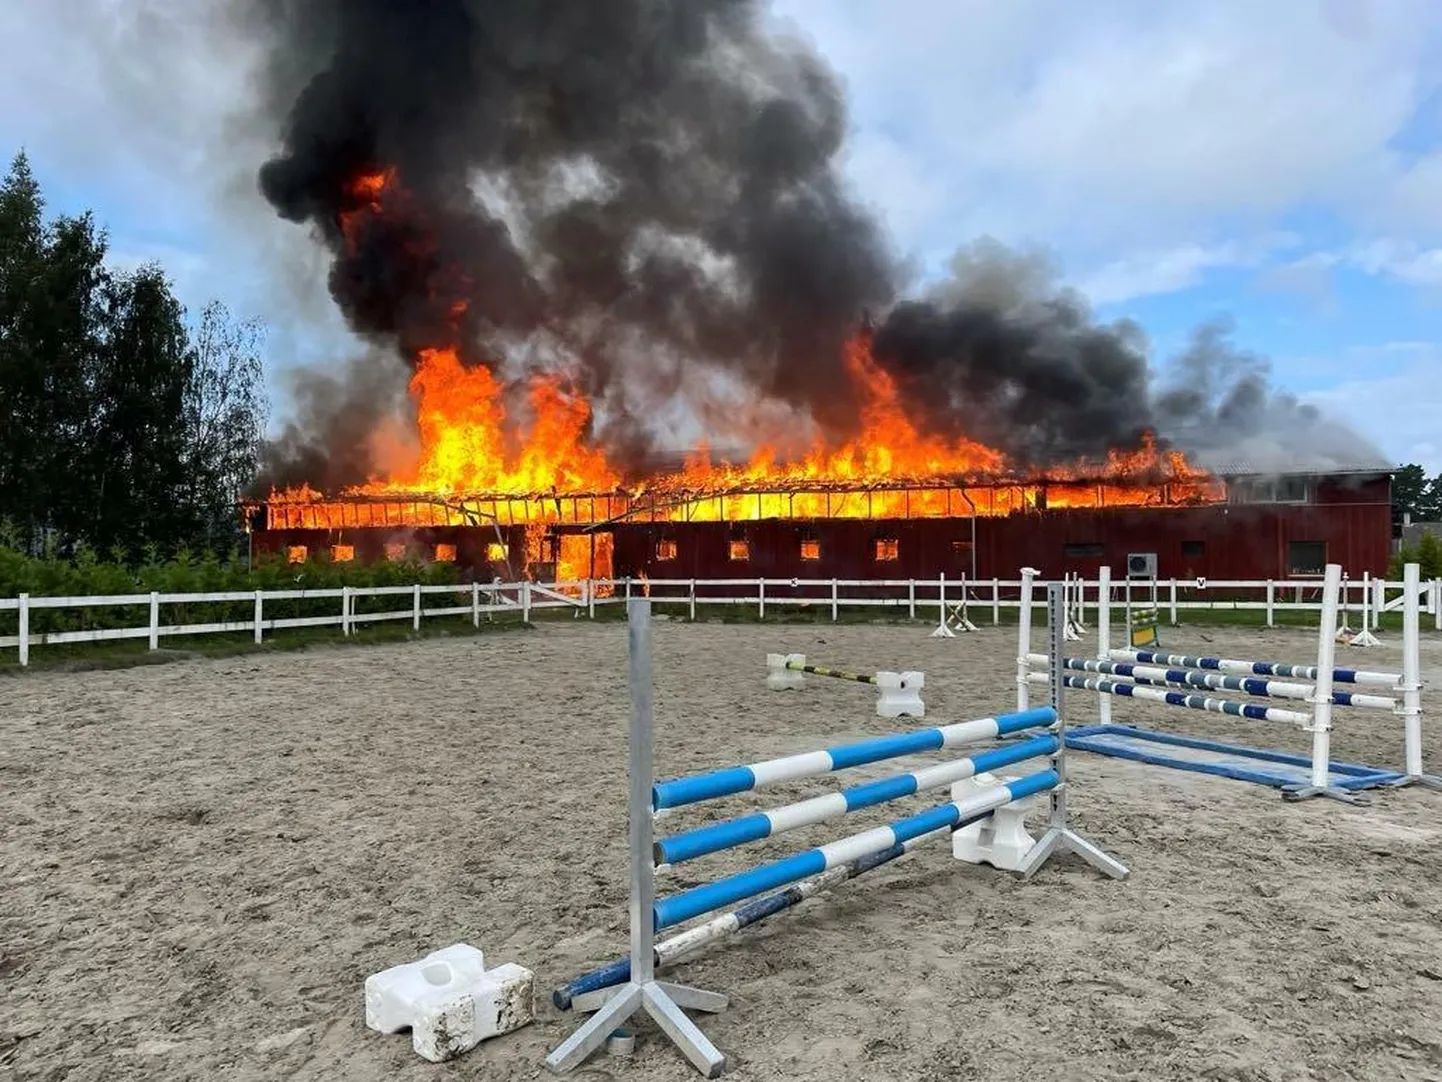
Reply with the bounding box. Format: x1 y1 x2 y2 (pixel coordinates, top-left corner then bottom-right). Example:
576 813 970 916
236 1 1377 488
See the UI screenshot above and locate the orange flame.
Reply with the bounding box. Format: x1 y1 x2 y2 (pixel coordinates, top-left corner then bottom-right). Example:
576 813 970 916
261 165 1227 532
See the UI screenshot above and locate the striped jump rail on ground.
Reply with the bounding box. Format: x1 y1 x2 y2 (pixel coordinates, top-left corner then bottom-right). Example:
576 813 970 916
552 821 958 1010
1030 671 1314 726
1116 648 1401 689
653 768 1060 930
651 705 1057 811
786 660 875 684
1033 654 1398 712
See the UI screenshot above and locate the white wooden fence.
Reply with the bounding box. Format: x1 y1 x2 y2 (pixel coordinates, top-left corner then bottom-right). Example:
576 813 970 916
2 573 1439 668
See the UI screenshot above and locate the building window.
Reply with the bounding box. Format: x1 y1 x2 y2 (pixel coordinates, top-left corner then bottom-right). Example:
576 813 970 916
1181 540 1205 558
486 541 509 562
434 543 457 563
874 538 900 562
286 545 307 564
728 539 751 561
1064 542 1105 558
1288 541 1326 576
656 539 678 561
385 542 407 561
1230 477 1313 504
331 544 355 563
800 539 821 561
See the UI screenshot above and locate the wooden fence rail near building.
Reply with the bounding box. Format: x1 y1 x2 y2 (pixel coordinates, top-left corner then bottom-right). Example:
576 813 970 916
2 575 1441 667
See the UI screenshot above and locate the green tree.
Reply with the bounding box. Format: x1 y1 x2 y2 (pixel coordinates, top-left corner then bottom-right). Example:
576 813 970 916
88 264 197 556
0 152 109 553
0 150 268 560
1393 463 1442 525
181 300 269 549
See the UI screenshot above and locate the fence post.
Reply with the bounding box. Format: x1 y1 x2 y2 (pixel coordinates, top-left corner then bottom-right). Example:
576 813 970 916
472 581 481 628
1435 579 1441 632
341 585 351 636
253 590 264 644
992 578 1000 625
1265 580 1275 627
522 580 532 624
1375 575 1387 629
17 593 29 667
625 577 632 601
907 579 915 620
1168 579 1178 625
758 578 765 620
688 579 696 622
830 578 838 622
148 592 160 651
412 583 422 631
588 579 597 620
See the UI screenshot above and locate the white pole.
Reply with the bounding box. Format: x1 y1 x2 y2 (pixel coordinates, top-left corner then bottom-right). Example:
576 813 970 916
758 578 765 620
589 579 597 620
341 585 351 636
830 578 838 622
413 583 422 631
907 579 915 621
1097 565 1112 725
688 579 696 622
253 590 264 644
1016 567 1037 711
1168 578 1178 625
1402 562 1424 779
521 579 532 624
1306 564 1342 792
1266 580 1275 627
148 592 160 651
938 572 947 628
992 578 1000 625
472 580 481 628
17 593 29 667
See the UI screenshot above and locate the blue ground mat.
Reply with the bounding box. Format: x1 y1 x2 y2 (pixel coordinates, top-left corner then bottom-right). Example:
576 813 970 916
1064 724 1402 792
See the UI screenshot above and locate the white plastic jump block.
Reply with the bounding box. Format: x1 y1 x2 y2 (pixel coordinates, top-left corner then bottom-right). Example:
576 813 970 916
365 944 534 1063
950 772 1040 872
766 652 808 690
874 670 926 719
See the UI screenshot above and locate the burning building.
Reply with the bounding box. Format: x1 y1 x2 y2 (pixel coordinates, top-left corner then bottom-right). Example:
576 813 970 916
232 2 1392 582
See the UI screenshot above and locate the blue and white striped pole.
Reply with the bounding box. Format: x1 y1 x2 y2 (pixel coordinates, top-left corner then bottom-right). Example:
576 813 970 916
553 822 957 1010
1037 654 1397 711
1112 648 1401 689
655 733 1059 865
651 706 1056 811
652 768 1059 930
1032 671 1313 726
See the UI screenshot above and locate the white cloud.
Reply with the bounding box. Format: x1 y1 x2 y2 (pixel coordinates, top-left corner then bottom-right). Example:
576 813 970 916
1302 349 1442 472
775 0 1442 260
1073 235 1299 305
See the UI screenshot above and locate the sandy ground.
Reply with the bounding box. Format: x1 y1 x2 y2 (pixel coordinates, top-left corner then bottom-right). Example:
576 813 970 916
3 615 1442 1082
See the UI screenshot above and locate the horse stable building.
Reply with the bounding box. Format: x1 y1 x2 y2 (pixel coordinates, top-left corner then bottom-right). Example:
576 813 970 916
245 459 1395 584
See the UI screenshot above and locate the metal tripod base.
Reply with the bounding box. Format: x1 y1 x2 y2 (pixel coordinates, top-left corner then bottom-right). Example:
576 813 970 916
930 623 956 639
1281 783 1368 805
546 979 728 1077
1015 825 1129 881
1348 629 1380 647
1385 772 1442 792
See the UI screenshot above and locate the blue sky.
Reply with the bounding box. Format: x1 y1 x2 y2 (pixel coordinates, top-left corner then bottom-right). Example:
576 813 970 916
3 0 1442 471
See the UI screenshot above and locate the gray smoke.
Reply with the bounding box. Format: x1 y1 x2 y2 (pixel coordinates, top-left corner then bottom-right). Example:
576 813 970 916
1153 318 1389 473
226 1 1374 489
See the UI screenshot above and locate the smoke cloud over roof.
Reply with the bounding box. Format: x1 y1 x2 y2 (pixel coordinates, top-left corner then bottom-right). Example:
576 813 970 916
229 0 1381 489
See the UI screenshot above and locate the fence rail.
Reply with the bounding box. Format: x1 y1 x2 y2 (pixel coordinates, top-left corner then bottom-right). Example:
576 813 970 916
3 574 1440 667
